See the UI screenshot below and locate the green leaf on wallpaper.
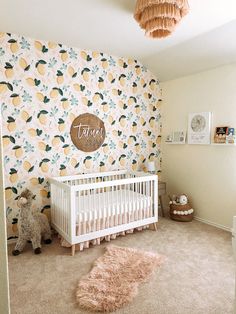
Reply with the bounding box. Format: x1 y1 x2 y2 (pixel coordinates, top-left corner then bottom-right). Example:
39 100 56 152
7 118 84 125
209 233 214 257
111 79 115 83
59 136 65 142
101 58 107 62
148 131 151 136
111 120 115 125
81 68 90 74
100 161 105 167
47 192 50 198
12 145 21 150
5 62 13 69
87 100 93 107
59 49 67 53
9 168 17 174
57 70 63 77
119 154 126 160
61 97 68 102
132 121 137 126
149 79 156 85
152 143 157 148
123 62 128 68
45 145 51 152
72 72 77 78
38 177 44 184
149 117 155 122
58 88 63 96
98 77 104 82
8 39 17 43
58 118 64 124
35 60 47 67
36 129 43 136
119 115 126 121
80 85 85 91
132 82 137 87
34 79 41 86
28 166 34 172
62 144 69 148
112 160 116 165
84 156 92 162
75 162 80 168
119 74 126 80
142 158 146 163
130 96 137 103
37 110 48 118
12 187 18 194
118 90 122 96
7 116 15 123
26 116 32 123
118 131 122 136
43 96 50 103
148 93 152 99
7 83 13 91
132 160 137 164
10 93 19 98
60 164 66 170
143 83 147 88
134 143 140 147
24 65 30 71
148 153 155 160
153 106 157 112
39 159 50 167
123 104 128 109
87 55 92 62
123 144 128 149
42 45 48 53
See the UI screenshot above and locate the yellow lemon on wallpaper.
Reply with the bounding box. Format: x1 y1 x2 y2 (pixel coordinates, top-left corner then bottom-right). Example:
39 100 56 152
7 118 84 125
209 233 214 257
12 95 21 106
119 158 126 167
41 162 49 173
37 63 45 75
128 98 134 106
39 114 47 125
30 177 38 185
61 52 68 62
150 82 156 91
28 128 37 137
100 165 106 172
80 51 87 60
118 141 124 149
118 100 124 108
119 118 126 128
108 73 113 82
36 92 44 102
136 67 141 75
128 58 134 65
64 146 70 155
70 113 75 122
73 83 80 91
3 137 10 147
70 158 77 167
61 99 69 109
156 136 161 145
40 189 48 198
133 86 137 94
50 89 59 98
143 130 149 137
82 72 89 82
10 42 19 53
92 94 100 103
150 120 155 128
38 142 46 150
135 144 140 152
103 145 109 154
148 140 153 148
140 117 145 126
108 156 114 164
112 130 118 137
82 97 88 106
19 58 28 70
10 172 18 183
48 41 57 49
60 169 67 176
144 92 149 100
57 76 64 85
85 159 92 169
7 122 16 132
58 123 65 132
35 41 43 51
118 59 123 67
102 60 108 69
68 66 75 77
112 89 118 96
5 68 14 78
128 137 133 145
0 83 7 93
102 104 109 112
98 81 104 89
140 78 145 86
52 137 60 146
108 115 113 124
26 78 35 86
132 125 137 133
23 161 32 171
15 147 23 158
21 110 29 121
92 51 100 58
119 77 125 87
5 188 13 200
135 106 141 114
132 164 138 171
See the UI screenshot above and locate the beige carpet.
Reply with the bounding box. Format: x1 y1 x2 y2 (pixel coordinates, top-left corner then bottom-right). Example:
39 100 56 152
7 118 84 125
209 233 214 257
8 218 235 314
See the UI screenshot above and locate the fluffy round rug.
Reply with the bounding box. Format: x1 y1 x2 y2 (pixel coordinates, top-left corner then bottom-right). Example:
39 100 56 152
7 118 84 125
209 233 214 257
76 245 165 312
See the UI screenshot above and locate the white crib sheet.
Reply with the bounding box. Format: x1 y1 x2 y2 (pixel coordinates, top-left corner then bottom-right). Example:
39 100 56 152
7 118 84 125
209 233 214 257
75 190 152 222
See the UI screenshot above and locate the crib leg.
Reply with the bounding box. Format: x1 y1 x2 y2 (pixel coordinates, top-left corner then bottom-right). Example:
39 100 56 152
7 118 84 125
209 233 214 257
152 222 157 231
71 244 75 256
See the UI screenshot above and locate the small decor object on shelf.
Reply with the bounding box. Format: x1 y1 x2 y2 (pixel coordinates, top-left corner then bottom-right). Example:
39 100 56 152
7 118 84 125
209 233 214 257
226 128 235 144
188 112 211 145
146 161 156 174
165 131 186 144
169 194 194 222
214 126 228 144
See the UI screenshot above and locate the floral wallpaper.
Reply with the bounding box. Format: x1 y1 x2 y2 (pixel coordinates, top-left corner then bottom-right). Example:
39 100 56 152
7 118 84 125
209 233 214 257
0 32 162 239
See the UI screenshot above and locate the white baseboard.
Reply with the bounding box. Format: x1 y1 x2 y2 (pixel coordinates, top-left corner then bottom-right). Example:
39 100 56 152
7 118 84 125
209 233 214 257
194 216 231 232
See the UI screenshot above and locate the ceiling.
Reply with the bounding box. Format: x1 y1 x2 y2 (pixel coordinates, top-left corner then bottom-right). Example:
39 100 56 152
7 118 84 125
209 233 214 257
1 0 236 81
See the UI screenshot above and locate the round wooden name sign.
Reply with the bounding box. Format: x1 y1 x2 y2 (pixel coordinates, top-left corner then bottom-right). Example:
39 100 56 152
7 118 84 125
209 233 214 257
70 113 106 152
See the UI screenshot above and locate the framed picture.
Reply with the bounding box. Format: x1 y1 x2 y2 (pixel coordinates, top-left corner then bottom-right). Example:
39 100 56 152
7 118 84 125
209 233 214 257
187 112 211 144
214 126 228 144
165 131 186 144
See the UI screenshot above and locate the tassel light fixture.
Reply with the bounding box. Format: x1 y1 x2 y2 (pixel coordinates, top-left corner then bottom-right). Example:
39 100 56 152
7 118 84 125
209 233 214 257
134 0 190 39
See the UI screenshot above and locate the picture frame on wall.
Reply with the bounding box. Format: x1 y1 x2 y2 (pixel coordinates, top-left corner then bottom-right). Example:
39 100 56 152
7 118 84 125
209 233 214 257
187 112 211 145
165 131 186 144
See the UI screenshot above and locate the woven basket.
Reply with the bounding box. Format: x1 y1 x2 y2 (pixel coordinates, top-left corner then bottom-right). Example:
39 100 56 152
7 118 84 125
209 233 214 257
170 203 193 222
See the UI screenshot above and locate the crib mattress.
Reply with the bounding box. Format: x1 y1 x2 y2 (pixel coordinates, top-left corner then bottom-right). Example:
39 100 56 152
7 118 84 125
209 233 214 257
75 190 152 222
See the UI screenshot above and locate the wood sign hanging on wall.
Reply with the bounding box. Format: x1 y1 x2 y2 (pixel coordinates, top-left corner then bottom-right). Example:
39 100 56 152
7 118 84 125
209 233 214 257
70 113 106 152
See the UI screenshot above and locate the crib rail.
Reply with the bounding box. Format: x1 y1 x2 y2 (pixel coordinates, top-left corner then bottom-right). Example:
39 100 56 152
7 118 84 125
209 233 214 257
50 171 158 246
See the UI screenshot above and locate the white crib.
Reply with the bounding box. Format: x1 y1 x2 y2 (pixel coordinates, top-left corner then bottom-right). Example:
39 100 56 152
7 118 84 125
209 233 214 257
49 170 158 255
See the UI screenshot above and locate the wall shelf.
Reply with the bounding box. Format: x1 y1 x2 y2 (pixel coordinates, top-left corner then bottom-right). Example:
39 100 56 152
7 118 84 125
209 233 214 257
165 142 185 145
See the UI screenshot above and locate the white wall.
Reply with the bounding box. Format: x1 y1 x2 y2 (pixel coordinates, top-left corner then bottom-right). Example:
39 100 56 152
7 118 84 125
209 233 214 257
161 63 236 229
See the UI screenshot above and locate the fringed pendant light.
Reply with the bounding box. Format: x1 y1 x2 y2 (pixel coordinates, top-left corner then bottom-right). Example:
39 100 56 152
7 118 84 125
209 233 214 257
134 0 189 38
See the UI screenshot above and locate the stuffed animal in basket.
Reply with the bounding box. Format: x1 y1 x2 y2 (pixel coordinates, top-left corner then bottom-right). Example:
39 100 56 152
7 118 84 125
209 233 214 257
12 189 52 256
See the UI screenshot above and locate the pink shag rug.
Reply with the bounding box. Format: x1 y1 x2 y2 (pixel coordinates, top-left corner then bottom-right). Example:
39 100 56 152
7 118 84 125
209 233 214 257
76 245 165 312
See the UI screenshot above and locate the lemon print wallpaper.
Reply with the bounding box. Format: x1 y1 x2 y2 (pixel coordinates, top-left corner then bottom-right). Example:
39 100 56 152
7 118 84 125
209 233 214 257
0 32 162 239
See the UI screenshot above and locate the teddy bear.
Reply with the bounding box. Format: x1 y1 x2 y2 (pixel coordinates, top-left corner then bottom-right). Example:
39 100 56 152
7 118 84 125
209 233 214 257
12 188 52 256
